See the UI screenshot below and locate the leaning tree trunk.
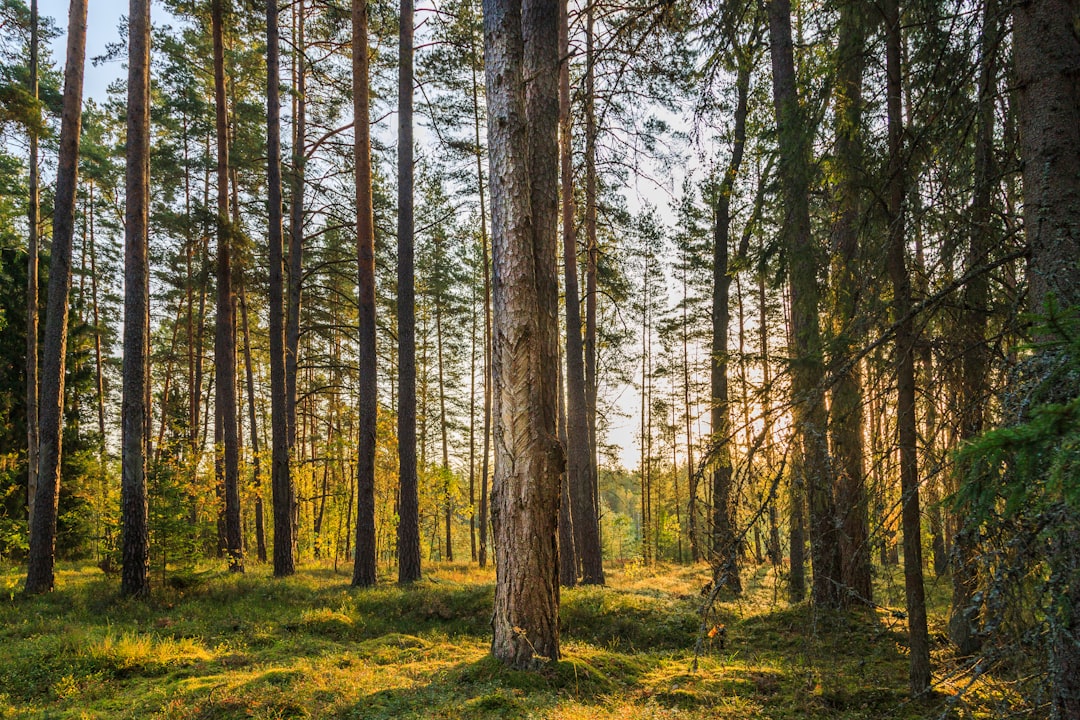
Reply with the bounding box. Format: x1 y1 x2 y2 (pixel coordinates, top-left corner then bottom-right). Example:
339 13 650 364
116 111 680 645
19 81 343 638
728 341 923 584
766 0 841 607
885 0 930 694
1013 1 1080 715
560 0 602 586
265 0 295 577
24 0 87 595
352 0 378 588
397 0 422 584
212 0 243 573
121 0 152 597
828 0 871 605
484 0 563 668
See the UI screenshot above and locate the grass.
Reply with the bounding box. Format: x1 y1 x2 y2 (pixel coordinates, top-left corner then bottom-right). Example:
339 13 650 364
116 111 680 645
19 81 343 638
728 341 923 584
0 559 1012 719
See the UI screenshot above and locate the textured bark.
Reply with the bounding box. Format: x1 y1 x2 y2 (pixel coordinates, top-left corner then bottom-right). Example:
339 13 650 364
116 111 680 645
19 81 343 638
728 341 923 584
121 0 152 597
561 0 602 586
828 0 871 605
582 1 599 526
1015 0 1080 314
352 0 377 588
24 0 86 594
397 0 421 584
766 0 840 607
1013 1 1080 715
266 0 295 577
710 58 749 591
885 0 930 694
484 0 563 668
287 0 306 467
212 0 243 573
25 0 39 532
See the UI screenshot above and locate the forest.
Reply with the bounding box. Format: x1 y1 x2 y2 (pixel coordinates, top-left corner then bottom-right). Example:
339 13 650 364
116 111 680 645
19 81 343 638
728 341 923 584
0 0 1078 717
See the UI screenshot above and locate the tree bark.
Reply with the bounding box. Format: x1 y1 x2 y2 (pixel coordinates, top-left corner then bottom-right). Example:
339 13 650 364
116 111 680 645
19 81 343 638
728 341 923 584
710 57 750 591
1013 1 1080 715
583 0 600 529
884 0 930 694
24 0 87 594
212 0 243 573
828 0 871 605
352 0 377 588
397 0 422 584
25 0 40 533
287 0 306 470
484 0 563 668
265 0 295 577
561 0 603 586
766 0 840 607
121 0 152 597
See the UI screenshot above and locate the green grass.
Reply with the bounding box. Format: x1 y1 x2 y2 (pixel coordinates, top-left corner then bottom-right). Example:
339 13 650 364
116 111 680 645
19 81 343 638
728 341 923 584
0 560 1007 719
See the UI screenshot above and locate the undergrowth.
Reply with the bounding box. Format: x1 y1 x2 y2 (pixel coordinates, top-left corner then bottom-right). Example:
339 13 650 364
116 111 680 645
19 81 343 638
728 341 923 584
0 560 1015 718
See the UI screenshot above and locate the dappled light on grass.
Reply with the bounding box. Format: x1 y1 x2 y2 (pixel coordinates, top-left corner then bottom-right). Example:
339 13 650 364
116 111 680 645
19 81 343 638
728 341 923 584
0 559 1015 718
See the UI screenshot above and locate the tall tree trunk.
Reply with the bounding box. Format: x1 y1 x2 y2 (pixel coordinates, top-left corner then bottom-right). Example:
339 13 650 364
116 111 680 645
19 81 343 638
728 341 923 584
24 0 87 594
470 22 492 571
25 0 40 532
583 0 600 525
212 0 243 573
265 0 295 577
682 259 697 563
121 0 152 596
88 184 105 452
828 0 871 605
885 0 930 694
469 281 478 563
949 0 997 657
557 333 576 586
484 0 563 668
561 0 603 586
287 0 306 469
766 0 840 607
352 0 377 587
397 0 422 583
1013 1 1080 715
238 285 267 563
436 295 453 562
710 58 750 591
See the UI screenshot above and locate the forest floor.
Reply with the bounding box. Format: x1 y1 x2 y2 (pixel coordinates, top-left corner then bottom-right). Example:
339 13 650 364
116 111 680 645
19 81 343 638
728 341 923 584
0 559 1017 719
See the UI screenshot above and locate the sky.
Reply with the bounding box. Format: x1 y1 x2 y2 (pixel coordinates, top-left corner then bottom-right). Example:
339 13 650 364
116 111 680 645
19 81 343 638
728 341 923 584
39 0 129 102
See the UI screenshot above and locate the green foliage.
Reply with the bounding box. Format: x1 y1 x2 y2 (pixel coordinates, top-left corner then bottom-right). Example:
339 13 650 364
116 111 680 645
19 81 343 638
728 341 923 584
0 561 979 719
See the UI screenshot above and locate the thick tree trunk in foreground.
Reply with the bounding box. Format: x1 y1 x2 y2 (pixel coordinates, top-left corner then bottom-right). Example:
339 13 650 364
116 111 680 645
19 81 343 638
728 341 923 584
1014 1 1080 715
828 0 871 605
212 0 243 573
560 0 602 586
885 0 930 694
766 0 841 607
121 0 152 597
397 0 421 584
266 0 295 577
25 0 87 594
484 0 563 668
352 0 377 588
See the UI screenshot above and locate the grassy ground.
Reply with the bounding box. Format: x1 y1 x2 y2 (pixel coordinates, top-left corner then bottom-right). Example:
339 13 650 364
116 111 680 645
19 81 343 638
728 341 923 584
0 559 1011 719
